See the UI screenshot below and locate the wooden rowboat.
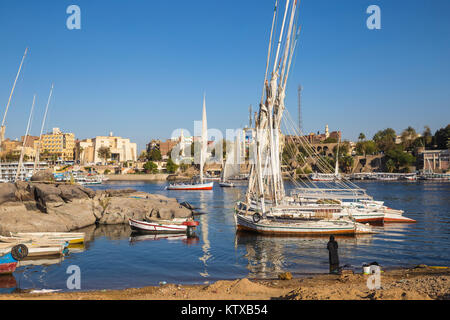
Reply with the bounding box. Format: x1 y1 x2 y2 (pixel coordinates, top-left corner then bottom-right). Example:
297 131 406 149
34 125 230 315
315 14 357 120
0 244 28 275
129 218 199 236
10 232 85 244
0 252 18 275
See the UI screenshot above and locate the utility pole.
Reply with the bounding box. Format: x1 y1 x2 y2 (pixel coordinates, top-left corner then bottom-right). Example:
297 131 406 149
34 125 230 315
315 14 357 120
297 85 302 133
249 104 252 128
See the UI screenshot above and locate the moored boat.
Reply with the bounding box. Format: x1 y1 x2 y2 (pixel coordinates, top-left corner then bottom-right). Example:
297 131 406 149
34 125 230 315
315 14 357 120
10 232 85 244
166 181 214 190
0 244 28 275
129 218 199 236
235 210 374 236
218 182 235 188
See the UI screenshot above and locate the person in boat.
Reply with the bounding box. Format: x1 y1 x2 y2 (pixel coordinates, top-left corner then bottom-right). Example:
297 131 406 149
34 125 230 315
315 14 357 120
327 235 339 274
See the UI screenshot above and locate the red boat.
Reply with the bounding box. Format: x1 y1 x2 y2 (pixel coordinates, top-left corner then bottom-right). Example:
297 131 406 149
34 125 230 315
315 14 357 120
0 244 28 275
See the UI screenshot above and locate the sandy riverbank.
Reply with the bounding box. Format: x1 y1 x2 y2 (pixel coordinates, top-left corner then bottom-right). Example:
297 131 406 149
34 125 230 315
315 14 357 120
1 266 448 300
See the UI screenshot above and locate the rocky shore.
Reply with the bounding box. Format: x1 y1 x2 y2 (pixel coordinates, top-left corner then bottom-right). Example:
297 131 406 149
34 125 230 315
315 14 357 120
0 181 192 234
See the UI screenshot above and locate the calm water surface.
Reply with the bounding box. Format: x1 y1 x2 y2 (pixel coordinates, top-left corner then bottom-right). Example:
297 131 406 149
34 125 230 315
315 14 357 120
3 181 450 292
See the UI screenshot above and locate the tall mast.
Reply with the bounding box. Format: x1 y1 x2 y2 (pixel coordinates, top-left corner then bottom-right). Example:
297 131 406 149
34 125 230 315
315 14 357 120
33 83 54 175
335 136 341 176
200 93 207 183
15 94 35 182
0 48 28 180
1 48 28 143
297 85 302 132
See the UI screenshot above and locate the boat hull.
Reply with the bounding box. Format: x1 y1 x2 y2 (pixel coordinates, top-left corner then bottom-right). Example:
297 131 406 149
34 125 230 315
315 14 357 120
383 213 416 223
219 182 234 187
166 182 214 190
0 253 18 275
235 213 371 236
129 218 198 234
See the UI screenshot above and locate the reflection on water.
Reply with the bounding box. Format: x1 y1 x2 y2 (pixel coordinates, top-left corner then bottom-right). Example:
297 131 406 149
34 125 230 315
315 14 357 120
129 233 200 245
235 232 376 277
0 180 448 291
0 275 17 294
199 191 212 278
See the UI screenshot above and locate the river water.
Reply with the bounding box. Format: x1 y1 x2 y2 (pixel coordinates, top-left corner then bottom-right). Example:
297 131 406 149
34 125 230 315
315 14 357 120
2 181 449 292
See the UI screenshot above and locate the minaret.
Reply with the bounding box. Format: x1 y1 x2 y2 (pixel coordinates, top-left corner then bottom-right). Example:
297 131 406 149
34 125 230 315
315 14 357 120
180 129 185 157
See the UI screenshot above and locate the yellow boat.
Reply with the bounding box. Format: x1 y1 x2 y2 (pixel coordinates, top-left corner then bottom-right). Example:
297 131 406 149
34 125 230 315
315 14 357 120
10 232 85 245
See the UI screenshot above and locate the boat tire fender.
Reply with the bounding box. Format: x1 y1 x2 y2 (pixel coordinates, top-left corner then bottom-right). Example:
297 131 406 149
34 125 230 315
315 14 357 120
11 244 28 261
252 213 261 223
187 226 195 238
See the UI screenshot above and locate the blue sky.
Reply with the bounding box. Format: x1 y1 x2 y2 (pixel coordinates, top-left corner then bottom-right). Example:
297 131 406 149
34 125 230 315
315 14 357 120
1 0 449 152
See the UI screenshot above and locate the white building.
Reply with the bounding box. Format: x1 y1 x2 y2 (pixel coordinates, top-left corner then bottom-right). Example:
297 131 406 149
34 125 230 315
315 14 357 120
79 133 137 164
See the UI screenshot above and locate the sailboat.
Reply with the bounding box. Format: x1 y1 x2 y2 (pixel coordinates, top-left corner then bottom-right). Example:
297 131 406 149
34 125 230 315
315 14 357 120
310 138 342 181
166 94 214 191
234 0 374 236
219 134 242 187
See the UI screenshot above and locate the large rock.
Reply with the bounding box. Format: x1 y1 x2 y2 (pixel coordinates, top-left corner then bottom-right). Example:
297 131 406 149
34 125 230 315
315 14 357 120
0 183 17 205
14 181 35 202
58 184 90 202
32 183 64 211
146 202 192 220
97 197 154 225
0 182 194 233
46 199 97 230
30 169 55 182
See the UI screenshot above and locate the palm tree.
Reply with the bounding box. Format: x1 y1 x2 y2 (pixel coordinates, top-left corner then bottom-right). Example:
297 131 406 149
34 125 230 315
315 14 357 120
358 133 366 141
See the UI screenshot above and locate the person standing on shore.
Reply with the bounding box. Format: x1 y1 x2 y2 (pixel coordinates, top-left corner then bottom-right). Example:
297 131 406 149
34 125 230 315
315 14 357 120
327 235 340 274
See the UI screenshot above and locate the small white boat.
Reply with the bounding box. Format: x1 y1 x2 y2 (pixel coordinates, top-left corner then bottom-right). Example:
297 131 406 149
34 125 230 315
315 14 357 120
219 181 235 188
129 218 199 236
166 181 214 190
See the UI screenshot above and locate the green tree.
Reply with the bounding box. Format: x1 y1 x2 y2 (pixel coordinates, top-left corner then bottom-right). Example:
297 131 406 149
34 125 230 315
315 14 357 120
400 126 418 151
143 161 158 174
386 159 396 173
166 158 179 174
385 145 416 172
147 148 162 161
332 141 350 157
339 155 354 173
434 124 450 149
356 140 378 156
97 146 111 164
373 128 397 153
358 133 366 141
422 126 433 147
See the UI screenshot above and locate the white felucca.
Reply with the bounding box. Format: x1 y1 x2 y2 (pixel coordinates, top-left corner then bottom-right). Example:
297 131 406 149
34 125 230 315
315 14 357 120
167 94 214 190
219 134 242 187
235 0 374 236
